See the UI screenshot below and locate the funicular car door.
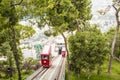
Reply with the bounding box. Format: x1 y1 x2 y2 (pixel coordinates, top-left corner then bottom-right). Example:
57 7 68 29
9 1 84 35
41 55 50 67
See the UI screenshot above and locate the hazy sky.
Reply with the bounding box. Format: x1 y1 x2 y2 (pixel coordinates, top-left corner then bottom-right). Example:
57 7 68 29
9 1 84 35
91 0 112 14
91 0 115 32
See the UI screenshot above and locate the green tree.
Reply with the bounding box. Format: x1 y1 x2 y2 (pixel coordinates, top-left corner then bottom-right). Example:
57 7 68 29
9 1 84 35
45 1 78 79
107 0 120 73
98 0 120 74
71 0 92 31
0 0 23 79
0 25 35 79
0 0 35 79
68 26 109 78
106 28 120 60
0 42 14 79
23 0 92 79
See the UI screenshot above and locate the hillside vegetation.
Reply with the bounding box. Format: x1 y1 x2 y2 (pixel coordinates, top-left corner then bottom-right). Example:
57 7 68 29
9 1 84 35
65 59 120 80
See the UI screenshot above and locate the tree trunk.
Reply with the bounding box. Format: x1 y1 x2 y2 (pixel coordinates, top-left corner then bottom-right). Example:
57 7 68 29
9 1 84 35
108 26 119 73
10 25 21 80
9 4 21 80
61 33 70 80
107 5 120 73
9 0 23 79
97 64 101 75
77 70 80 78
76 19 81 31
108 54 113 73
9 55 13 78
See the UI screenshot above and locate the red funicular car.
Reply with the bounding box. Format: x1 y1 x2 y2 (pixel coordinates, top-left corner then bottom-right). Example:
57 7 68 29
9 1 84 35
40 45 52 67
62 47 66 58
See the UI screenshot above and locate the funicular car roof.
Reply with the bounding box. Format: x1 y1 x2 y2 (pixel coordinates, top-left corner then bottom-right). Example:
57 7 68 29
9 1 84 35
62 47 66 51
41 45 51 56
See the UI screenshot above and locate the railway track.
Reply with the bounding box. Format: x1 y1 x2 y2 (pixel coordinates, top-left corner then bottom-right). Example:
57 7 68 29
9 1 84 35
40 55 64 80
26 67 47 80
32 56 60 80
55 57 64 80
31 67 48 80
26 55 60 80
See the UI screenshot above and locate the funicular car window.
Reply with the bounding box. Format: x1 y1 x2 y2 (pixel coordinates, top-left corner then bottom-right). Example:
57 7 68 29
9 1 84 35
42 56 49 59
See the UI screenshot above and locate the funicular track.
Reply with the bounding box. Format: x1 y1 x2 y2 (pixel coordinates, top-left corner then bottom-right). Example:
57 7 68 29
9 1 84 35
26 67 48 80
31 67 48 80
40 55 65 80
54 57 64 80
26 55 59 80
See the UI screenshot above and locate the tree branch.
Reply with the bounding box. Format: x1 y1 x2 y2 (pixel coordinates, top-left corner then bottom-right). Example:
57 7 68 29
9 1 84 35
112 4 118 12
112 0 120 12
14 0 23 6
118 7 120 12
113 56 120 62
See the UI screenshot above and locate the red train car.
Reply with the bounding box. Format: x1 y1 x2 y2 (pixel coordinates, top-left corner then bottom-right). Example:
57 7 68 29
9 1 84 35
62 47 66 58
40 45 51 67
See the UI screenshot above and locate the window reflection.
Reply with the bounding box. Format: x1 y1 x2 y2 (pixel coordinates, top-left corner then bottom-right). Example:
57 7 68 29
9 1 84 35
41 56 49 59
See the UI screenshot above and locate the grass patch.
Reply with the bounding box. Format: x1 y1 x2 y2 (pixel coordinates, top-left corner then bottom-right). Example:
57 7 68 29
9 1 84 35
21 70 34 80
65 59 120 80
0 70 34 80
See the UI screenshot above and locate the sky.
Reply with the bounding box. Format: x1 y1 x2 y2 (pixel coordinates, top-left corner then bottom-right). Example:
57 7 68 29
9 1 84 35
91 0 113 14
91 0 115 32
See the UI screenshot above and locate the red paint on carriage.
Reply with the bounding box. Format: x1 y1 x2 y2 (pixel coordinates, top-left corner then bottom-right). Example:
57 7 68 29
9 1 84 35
62 47 66 58
40 45 52 67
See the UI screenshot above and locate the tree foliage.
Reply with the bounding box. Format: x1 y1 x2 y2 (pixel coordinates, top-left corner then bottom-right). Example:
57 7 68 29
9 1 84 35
0 0 35 79
68 26 109 77
106 28 120 59
23 0 92 80
107 0 120 73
